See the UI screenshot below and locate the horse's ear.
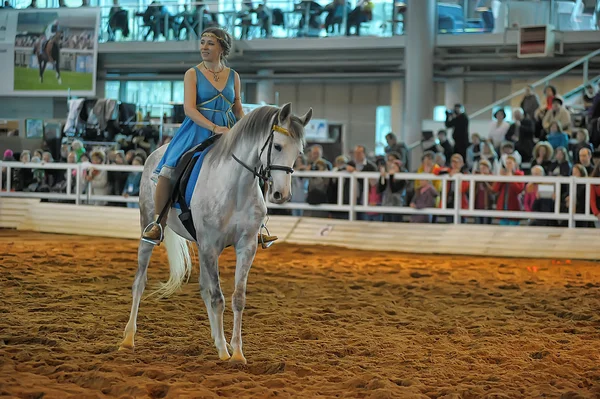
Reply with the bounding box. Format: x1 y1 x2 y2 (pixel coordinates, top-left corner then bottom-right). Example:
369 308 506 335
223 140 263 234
299 108 313 127
278 103 292 125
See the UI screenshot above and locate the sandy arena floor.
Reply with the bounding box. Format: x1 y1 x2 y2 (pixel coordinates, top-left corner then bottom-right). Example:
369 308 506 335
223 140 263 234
1 230 600 399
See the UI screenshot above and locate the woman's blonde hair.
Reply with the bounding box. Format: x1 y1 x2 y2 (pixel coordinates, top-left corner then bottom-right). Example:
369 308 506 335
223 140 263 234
532 141 553 161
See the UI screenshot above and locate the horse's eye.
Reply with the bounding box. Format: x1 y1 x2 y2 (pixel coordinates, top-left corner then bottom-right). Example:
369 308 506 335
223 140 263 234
274 144 282 152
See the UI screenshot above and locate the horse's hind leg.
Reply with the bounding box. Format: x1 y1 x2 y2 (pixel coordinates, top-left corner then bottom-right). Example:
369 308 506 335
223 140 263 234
39 59 45 83
199 246 230 360
55 62 62 85
119 240 154 351
120 200 155 351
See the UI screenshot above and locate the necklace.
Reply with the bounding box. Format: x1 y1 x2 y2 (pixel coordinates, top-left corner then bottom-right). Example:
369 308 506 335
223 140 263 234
202 61 223 82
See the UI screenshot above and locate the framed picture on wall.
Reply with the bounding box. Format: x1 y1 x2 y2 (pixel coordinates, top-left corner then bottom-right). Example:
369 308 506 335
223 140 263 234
26 119 44 139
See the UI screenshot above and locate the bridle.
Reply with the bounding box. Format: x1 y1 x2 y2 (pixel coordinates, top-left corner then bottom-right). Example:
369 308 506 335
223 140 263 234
232 122 295 194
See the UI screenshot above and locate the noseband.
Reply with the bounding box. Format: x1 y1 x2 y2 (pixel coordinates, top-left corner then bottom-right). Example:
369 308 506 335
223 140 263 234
232 123 295 191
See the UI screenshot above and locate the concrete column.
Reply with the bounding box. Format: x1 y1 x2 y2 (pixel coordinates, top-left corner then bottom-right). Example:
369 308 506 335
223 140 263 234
256 69 275 104
390 79 403 138
444 69 464 109
403 0 436 151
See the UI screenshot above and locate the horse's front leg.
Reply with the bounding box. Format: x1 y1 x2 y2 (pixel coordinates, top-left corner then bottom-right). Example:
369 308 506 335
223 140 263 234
230 237 258 364
198 245 230 360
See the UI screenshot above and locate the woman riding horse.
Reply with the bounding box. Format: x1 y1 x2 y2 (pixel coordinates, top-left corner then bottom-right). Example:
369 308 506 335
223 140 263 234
142 27 277 247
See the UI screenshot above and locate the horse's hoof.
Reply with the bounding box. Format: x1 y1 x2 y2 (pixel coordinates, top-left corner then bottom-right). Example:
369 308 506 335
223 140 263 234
118 343 134 352
230 352 247 365
57 78 62 85
119 332 135 351
218 347 231 361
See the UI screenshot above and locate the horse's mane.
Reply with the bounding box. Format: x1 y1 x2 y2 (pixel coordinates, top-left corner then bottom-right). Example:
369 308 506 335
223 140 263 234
209 105 305 161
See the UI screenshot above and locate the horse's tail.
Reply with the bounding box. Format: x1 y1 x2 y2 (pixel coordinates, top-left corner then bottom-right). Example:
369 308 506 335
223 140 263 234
149 227 193 299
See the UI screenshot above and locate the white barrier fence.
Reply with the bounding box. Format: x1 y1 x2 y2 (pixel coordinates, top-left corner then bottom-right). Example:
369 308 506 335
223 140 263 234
1 161 599 228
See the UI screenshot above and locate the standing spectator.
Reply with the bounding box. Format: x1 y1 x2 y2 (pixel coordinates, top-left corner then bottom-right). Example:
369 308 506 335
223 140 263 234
524 165 557 227
378 159 406 222
307 144 332 170
352 145 377 220
578 147 595 176
492 155 525 226
474 159 495 224
84 150 111 206
384 132 408 166
444 103 469 160
565 164 594 228
542 97 572 136
488 108 510 150
466 133 482 171
305 159 330 217
291 155 308 217
436 130 454 164
520 85 540 121
545 121 570 150
583 84 596 115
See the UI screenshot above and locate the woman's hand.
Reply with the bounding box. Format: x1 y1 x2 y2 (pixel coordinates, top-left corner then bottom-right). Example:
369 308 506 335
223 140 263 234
213 126 229 135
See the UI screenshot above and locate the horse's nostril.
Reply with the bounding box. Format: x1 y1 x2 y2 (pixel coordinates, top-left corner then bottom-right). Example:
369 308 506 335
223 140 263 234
274 192 282 200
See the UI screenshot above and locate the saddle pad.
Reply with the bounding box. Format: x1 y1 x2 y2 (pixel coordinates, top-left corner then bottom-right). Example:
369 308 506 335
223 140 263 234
172 143 215 210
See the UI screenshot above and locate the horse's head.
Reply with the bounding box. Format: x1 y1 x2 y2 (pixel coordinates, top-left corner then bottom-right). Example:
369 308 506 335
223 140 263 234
262 103 312 204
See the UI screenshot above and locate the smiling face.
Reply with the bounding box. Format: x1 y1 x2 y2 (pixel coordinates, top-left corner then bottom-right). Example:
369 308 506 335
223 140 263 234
200 33 223 63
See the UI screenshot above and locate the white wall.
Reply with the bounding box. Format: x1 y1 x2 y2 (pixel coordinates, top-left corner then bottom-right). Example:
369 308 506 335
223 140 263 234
275 82 390 154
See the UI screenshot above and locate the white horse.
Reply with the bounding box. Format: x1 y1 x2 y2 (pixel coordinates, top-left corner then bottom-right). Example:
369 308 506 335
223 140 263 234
120 103 312 364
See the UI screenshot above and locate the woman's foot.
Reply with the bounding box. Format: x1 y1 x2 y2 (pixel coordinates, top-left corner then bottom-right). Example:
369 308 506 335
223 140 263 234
258 233 278 249
141 222 164 245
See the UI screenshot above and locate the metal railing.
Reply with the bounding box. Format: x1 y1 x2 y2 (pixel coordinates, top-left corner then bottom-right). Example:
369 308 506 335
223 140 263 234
2 162 599 228
470 48 600 119
563 74 600 108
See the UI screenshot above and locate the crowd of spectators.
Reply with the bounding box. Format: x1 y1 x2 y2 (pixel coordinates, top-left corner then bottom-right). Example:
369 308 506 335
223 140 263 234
1 83 600 227
1 138 148 208
285 83 600 227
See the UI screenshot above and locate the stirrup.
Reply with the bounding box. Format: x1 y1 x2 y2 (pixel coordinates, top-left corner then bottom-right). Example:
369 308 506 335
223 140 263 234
141 221 164 246
259 224 276 249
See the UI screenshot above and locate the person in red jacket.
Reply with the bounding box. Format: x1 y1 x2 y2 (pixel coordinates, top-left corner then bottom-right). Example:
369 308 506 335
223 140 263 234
590 163 600 225
492 155 525 225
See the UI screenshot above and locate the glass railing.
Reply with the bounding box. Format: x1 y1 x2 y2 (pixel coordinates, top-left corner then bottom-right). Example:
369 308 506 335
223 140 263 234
3 0 597 44
98 0 400 42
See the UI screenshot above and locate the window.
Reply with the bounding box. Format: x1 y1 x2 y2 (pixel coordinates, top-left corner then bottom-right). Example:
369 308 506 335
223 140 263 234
433 105 448 122
105 81 120 100
126 81 173 117
172 81 184 103
375 106 391 155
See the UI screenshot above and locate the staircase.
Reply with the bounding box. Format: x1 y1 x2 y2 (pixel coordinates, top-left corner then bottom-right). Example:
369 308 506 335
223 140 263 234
469 48 600 119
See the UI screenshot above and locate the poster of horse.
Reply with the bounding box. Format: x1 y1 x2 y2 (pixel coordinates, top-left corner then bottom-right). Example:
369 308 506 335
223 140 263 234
9 8 99 96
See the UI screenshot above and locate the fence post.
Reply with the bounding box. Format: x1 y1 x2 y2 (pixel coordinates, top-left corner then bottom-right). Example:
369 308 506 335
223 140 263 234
568 176 576 228
5 165 11 193
454 174 461 224
76 163 82 206
348 175 356 221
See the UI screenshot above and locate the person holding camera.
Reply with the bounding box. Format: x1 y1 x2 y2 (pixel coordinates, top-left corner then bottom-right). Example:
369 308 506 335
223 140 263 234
444 103 469 161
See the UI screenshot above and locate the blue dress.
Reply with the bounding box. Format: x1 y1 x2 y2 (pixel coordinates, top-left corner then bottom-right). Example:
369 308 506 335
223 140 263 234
154 65 237 181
